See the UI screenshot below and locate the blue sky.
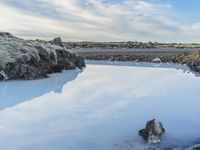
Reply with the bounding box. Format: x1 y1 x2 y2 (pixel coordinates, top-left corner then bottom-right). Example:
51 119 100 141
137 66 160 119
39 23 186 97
0 0 200 42
156 0 200 23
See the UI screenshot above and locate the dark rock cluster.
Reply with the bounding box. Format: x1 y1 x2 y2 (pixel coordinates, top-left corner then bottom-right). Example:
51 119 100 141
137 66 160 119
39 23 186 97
64 41 157 49
175 52 200 72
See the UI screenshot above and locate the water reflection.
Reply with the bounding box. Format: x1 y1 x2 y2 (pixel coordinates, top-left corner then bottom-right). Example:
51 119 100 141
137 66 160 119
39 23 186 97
0 69 82 110
0 61 199 150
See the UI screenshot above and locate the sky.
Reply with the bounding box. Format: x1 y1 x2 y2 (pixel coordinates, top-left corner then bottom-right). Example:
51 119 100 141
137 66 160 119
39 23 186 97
0 0 200 42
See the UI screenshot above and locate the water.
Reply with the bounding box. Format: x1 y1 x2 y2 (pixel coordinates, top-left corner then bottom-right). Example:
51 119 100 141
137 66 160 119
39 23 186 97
0 60 200 150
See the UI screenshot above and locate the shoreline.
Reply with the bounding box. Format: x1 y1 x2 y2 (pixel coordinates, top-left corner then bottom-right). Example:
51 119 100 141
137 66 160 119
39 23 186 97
74 48 200 75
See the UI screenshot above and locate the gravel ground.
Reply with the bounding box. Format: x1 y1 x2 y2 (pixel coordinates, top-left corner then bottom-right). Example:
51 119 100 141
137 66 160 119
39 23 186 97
74 48 200 56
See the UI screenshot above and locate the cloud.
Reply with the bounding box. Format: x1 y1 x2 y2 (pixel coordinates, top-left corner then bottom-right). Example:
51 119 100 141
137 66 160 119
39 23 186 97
0 0 199 42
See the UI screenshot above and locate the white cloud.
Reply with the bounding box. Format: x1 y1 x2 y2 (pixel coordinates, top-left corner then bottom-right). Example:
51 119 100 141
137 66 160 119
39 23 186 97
0 0 200 42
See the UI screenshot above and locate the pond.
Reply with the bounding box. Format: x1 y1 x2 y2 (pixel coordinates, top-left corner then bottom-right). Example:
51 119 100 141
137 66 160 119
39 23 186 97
0 60 200 150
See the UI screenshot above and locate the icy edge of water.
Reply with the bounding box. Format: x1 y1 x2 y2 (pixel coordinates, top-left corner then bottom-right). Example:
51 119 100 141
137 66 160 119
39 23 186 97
85 60 190 71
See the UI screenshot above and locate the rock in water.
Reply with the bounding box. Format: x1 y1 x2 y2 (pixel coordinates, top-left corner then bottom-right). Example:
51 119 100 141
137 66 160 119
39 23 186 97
139 119 165 144
0 32 85 81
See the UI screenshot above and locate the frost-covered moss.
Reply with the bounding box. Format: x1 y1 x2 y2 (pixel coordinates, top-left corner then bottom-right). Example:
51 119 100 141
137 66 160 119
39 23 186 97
0 33 70 65
0 32 85 80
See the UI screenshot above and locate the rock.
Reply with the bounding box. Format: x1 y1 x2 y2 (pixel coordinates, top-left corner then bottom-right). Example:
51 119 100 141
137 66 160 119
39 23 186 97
0 32 14 38
50 37 64 47
152 57 161 63
139 119 165 144
0 32 85 81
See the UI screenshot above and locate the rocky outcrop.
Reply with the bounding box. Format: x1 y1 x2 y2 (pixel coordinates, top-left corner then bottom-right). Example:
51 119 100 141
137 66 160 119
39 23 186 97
174 52 200 72
0 32 85 81
139 119 165 144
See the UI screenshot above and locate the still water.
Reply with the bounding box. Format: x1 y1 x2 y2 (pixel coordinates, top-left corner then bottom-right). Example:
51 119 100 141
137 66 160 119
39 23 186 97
0 60 200 150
